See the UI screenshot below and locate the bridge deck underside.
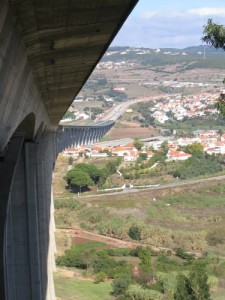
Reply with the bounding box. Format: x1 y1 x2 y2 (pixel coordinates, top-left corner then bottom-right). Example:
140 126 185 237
9 0 137 125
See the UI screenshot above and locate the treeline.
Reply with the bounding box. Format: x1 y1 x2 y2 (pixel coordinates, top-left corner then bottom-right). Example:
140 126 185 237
173 143 223 179
66 158 122 193
56 242 219 299
83 107 104 120
132 102 156 127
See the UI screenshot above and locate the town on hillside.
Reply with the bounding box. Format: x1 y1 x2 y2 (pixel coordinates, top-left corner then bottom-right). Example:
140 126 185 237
61 92 219 124
63 129 225 162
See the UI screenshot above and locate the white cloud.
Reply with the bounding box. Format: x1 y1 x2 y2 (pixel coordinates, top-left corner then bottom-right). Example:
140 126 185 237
113 6 225 48
188 7 225 17
142 11 158 19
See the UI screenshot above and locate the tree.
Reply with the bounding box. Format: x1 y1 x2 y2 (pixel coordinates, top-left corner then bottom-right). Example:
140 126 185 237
69 170 93 193
189 263 211 300
202 19 225 50
138 153 148 161
75 163 101 184
202 19 225 117
111 275 133 296
160 140 169 156
174 274 192 300
128 226 141 240
184 142 204 156
174 263 211 300
137 247 153 285
133 139 144 150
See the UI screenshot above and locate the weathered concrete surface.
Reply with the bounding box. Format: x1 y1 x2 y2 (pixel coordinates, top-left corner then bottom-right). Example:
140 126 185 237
0 0 51 152
8 0 138 125
57 120 115 152
0 0 138 299
4 133 57 300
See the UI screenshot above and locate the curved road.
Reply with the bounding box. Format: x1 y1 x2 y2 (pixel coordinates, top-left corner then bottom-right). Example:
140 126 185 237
99 95 166 121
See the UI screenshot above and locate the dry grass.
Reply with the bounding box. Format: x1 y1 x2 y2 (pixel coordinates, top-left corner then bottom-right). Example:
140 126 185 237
105 126 159 139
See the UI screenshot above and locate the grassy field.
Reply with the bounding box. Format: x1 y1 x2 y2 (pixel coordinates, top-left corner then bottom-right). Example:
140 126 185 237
54 179 225 254
53 156 225 299
54 273 113 300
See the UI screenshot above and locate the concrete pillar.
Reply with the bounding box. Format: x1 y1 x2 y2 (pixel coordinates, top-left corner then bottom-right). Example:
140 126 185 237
2 132 56 300
0 136 24 300
36 132 56 300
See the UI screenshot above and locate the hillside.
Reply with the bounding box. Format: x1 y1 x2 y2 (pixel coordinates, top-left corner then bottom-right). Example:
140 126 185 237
75 45 225 104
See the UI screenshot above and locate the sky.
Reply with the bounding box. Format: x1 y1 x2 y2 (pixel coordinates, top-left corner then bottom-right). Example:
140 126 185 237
112 0 225 49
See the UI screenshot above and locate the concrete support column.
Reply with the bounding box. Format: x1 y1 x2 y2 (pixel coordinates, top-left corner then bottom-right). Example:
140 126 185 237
36 132 56 300
3 132 56 300
25 143 42 299
0 136 24 300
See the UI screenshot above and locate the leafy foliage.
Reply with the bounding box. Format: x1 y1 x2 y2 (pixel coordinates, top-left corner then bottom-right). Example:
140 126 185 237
215 93 225 117
133 139 144 150
202 19 225 50
129 226 142 240
184 142 204 156
56 243 132 280
111 275 133 296
174 274 192 300
66 159 122 192
173 153 222 179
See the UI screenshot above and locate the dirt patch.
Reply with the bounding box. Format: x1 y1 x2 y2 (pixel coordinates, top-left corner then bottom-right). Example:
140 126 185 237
71 228 138 249
119 121 140 128
106 127 159 139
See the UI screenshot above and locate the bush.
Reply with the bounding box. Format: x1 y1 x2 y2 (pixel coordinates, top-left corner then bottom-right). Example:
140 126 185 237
125 284 163 300
112 275 133 296
94 272 107 283
129 226 141 240
175 248 194 261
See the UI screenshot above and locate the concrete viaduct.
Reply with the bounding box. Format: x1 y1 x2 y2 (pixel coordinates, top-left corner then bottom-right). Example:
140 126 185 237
0 1 138 299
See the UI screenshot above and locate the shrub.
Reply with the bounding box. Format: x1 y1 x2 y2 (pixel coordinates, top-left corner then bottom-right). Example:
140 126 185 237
112 275 133 296
129 226 141 240
175 248 194 261
94 272 107 283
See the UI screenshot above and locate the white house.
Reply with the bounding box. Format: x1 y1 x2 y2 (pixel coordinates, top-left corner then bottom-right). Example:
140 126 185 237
167 150 191 161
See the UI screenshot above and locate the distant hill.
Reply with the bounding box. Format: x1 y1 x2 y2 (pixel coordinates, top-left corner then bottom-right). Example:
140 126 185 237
100 45 225 69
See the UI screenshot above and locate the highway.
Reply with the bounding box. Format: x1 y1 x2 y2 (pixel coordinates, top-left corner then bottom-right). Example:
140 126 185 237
99 96 162 121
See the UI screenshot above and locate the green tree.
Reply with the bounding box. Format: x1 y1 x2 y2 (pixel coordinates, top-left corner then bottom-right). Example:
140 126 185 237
128 226 141 240
138 153 148 161
133 139 144 150
202 19 225 50
137 247 153 285
76 163 101 184
202 19 225 116
184 142 204 156
69 170 93 193
189 263 211 300
174 274 192 300
111 275 133 296
160 140 169 156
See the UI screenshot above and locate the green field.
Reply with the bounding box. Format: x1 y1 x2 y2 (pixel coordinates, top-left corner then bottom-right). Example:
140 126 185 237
54 274 113 300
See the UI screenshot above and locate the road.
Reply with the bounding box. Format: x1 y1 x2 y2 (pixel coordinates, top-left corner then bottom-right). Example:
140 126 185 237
98 95 169 121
